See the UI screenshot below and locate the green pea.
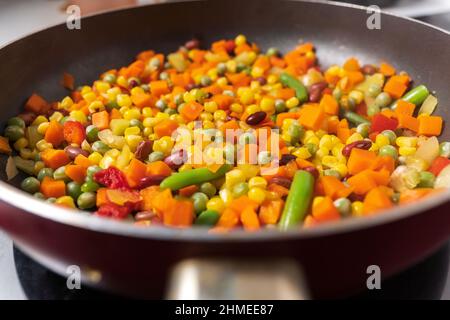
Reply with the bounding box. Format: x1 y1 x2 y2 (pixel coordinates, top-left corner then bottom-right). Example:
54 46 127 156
67 182 82 200
258 151 272 165
323 169 341 179
417 171 435 188
77 192 96 209
367 104 380 116
223 90 235 97
236 62 247 73
356 123 370 138
232 182 249 198
129 119 144 130
53 166 69 181
148 151 165 163
217 63 227 76
379 145 398 160
195 210 220 226
92 141 110 154
60 116 70 125
33 192 45 200
191 192 209 214
200 75 212 87
391 192 400 204
156 99 168 110
103 74 117 84
275 99 287 113
81 181 100 193
4 125 24 142
339 96 356 110
305 143 318 156
7 117 25 128
375 92 392 108
174 94 184 105
86 165 102 179
159 72 169 81
288 124 304 144
367 83 382 98
85 125 99 142
37 168 54 181
200 182 217 198
164 107 176 115
334 198 351 217
381 130 397 144
141 84 150 92
46 197 57 204
21 177 41 194
105 100 120 111
266 47 279 57
439 142 450 158
332 87 343 101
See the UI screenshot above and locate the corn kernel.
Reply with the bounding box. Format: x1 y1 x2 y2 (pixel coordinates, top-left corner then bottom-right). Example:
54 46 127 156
346 133 364 144
14 137 28 151
217 77 228 87
31 115 48 126
267 74 278 84
70 110 87 124
88 152 103 165
36 139 53 151
88 101 105 113
396 137 418 148
352 201 364 216
331 144 344 157
235 34 247 46
399 146 417 156
142 107 153 118
203 101 218 113
219 188 233 205
178 164 192 172
231 103 243 113
260 97 275 113
237 164 259 179
123 108 141 120
248 176 267 189
375 134 390 147
240 89 254 105
82 91 97 103
322 155 340 168
60 96 74 109
203 120 215 129
206 197 226 213
251 66 264 78
349 90 364 104
116 76 128 88
248 187 266 204
126 135 143 151
319 135 334 149
225 169 246 188
293 147 311 159
106 87 121 101
116 94 132 108
37 122 50 135
153 136 174 155
95 81 111 93
213 110 227 121
55 196 76 208
334 163 348 177
312 196 325 209
315 147 329 158
124 126 141 136
49 112 63 122
286 97 299 109
34 161 45 174
130 86 144 96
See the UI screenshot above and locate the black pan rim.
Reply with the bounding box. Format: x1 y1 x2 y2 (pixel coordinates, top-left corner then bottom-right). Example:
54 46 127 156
0 0 449 242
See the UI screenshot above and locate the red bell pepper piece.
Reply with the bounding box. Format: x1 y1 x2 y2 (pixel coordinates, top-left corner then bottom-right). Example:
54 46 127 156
429 157 450 176
370 114 398 133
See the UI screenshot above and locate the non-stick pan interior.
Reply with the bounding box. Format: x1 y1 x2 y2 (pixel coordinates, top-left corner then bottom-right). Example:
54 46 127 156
0 0 449 186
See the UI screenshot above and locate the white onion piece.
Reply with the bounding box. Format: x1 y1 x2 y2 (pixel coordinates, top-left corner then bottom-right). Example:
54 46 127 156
414 136 440 165
435 165 450 189
418 94 438 115
6 156 18 181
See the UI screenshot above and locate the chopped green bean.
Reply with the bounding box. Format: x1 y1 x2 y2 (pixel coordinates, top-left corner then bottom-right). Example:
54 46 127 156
280 73 309 103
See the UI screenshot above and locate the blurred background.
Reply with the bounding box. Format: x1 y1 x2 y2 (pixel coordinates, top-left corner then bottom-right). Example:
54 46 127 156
1 0 450 48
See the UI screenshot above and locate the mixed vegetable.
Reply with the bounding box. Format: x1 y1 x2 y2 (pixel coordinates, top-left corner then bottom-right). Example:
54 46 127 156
1 35 449 232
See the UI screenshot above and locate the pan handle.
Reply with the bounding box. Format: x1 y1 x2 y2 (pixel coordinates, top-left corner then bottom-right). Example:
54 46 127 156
165 258 310 300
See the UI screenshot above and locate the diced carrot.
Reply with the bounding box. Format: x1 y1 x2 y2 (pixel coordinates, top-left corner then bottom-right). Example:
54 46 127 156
429 157 450 176
371 156 395 173
229 195 259 212
41 149 70 169
343 57 360 71
267 184 290 198
125 158 148 188
312 197 341 222
63 121 86 146
150 80 170 97
217 208 240 228
212 94 234 110
110 108 122 120
92 110 109 131
347 171 377 195
397 114 419 132
146 161 172 177
363 186 393 215
163 200 194 227
320 94 339 115
44 120 65 147
96 188 109 207
62 72 75 90
275 112 301 127
226 72 251 87
320 176 353 200
418 115 443 136
40 176 66 198
274 88 296 100
347 148 377 175
399 188 435 205
25 94 48 113
298 104 325 130
240 205 260 231
139 186 160 212
259 199 284 225
384 77 408 99
180 101 204 121
0 136 12 155
65 165 86 183
131 93 152 108
153 119 178 138
395 100 416 117
152 188 175 214
379 62 396 77
303 215 318 228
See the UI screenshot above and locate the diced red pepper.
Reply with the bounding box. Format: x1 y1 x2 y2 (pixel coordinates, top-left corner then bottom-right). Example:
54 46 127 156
96 203 132 220
63 121 86 145
370 114 398 133
429 157 450 176
94 167 129 189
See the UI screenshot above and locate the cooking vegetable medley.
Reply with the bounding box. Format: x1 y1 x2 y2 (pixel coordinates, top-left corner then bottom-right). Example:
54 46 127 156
1 35 449 232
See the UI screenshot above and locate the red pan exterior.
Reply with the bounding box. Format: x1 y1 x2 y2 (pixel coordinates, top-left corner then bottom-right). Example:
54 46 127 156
0 0 449 298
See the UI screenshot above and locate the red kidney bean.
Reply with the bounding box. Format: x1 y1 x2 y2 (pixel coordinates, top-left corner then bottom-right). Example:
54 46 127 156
342 140 373 157
303 166 319 180
279 154 296 166
18 112 36 126
185 38 200 50
269 176 292 189
64 146 89 160
255 77 267 85
361 64 378 75
245 111 267 125
135 210 158 222
134 140 153 161
308 81 328 103
164 149 187 170
136 175 167 189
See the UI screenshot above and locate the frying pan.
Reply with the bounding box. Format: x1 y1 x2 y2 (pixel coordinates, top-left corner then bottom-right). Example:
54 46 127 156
0 0 450 299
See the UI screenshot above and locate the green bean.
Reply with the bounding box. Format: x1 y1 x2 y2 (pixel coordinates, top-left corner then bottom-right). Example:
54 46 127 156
13 157 35 175
280 73 309 103
279 170 315 230
390 85 429 109
343 111 370 126
195 210 220 226
160 164 232 191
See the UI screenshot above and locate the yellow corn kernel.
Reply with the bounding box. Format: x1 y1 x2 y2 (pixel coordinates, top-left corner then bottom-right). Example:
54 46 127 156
82 91 97 103
321 155 340 168
293 147 311 159
240 89 255 105
319 135 334 149
349 90 364 104
331 144 344 157
80 86 92 95
213 110 227 121
130 86 144 97
260 97 275 113
352 201 364 216
37 122 50 135
226 60 237 73
235 34 247 46
334 163 348 177
143 127 152 137
206 197 226 213
36 139 53 151
88 152 103 165
123 108 141 120
315 147 329 158
312 196 325 209
95 81 111 93
116 76 128 88
155 112 170 121
248 187 266 204
375 134 390 148
346 133 364 144
217 77 228 87
126 135 143 151
207 68 218 81
251 66 264 78
231 103 243 113
88 101 105 113
106 87 121 101
237 164 259 179
178 164 192 172
183 91 196 103
116 94 132 108
245 104 260 115
204 101 218 113
142 107 153 118
399 146 417 156
14 137 29 151
267 74 278 84
70 110 87 124
124 126 141 137
225 169 246 188
153 136 174 155
396 136 418 148
248 176 267 189
31 115 48 126
203 120 215 129
286 97 299 109
55 196 76 208
250 81 261 91
219 188 234 205
60 96 74 110
199 112 213 122
49 112 63 122
99 155 115 169
34 161 45 174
